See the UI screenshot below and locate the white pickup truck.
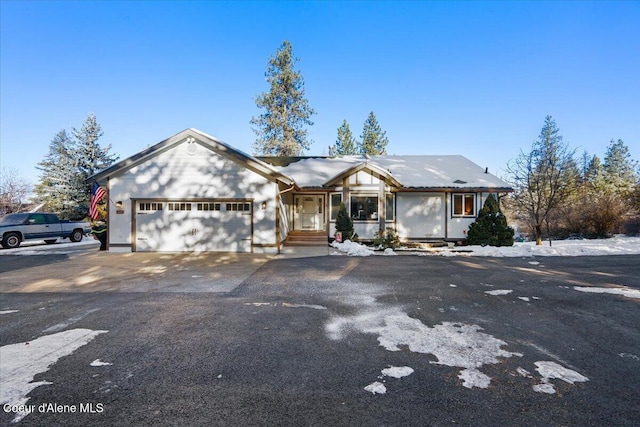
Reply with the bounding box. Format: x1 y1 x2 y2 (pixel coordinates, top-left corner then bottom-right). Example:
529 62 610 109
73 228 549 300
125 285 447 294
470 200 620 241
0 212 91 249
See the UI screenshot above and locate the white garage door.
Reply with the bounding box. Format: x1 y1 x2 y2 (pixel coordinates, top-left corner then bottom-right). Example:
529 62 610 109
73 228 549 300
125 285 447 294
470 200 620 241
135 200 252 252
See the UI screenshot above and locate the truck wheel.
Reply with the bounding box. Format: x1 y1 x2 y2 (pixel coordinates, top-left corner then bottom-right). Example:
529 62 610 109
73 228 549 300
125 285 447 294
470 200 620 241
70 229 83 242
2 233 21 249
45 239 58 244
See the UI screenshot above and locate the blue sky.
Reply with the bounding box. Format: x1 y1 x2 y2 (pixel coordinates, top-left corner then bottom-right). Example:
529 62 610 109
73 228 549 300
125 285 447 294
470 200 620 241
1 1 638 185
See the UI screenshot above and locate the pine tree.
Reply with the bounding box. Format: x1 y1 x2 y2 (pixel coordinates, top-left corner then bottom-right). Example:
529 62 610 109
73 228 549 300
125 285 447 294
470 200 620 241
251 40 315 156
34 130 79 218
72 113 119 219
359 112 389 155
603 139 638 194
467 194 514 246
34 114 118 220
507 116 576 245
335 120 357 155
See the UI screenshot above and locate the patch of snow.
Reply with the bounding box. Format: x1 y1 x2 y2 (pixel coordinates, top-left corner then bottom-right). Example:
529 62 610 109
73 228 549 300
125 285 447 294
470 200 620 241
90 359 112 367
0 310 19 314
364 381 387 394
449 284 457 287
282 302 327 310
518 297 531 302
331 240 374 257
533 383 557 394
458 368 491 389
533 361 589 394
0 328 107 423
381 366 414 378
573 286 640 299
517 367 531 377
485 290 513 296
383 248 397 256
0 236 97 256
328 309 521 389
436 236 640 257
528 261 540 265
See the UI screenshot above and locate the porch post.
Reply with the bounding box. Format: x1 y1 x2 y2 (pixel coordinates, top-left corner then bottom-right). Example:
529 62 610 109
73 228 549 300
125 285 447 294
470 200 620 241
342 178 349 215
378 179 386 233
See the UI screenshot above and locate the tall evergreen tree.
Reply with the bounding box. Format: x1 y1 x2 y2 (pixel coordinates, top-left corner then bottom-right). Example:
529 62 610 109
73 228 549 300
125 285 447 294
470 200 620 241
251 40 316 156
34 130 79 218
359 112 389 155
603 139 638 193
73 113 117 184
507 115 575 245
334 119 357 155
34 114 118 220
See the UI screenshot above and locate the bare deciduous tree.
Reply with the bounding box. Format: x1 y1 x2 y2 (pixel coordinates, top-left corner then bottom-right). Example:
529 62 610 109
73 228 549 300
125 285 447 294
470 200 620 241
0 167 32 214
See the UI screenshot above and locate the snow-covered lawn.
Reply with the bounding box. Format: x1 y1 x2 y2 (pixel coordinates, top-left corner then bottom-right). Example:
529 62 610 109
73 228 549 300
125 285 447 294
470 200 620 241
331 235 640 257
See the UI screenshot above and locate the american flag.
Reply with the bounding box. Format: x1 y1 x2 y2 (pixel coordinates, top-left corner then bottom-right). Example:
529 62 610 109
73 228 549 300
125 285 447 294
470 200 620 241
89 182 106 220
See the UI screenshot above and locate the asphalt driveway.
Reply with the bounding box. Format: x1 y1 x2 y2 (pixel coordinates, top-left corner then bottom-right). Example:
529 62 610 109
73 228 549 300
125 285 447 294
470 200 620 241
1 250 639 426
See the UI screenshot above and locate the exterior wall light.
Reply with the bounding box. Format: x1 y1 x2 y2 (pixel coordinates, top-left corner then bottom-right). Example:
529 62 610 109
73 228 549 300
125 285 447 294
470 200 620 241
261 201 267 210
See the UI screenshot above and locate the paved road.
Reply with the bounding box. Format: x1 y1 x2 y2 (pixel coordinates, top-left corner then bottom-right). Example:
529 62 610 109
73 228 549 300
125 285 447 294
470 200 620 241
1 249 639 426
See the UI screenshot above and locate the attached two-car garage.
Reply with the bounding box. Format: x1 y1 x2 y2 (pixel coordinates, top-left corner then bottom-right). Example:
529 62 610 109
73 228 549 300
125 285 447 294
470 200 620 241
134 199 253 252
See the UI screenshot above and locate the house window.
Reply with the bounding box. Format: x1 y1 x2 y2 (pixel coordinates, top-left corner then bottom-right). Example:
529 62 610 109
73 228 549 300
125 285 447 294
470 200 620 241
453 194 475 217
330 194 342 220
350 195 378 220
226 202 251 212
385 194 395 221
168 203 191 211
197 203 221 211
139 202 163 211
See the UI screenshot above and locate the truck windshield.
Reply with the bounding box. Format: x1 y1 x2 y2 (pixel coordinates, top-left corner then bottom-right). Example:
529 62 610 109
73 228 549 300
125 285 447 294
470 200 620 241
0 213 30 225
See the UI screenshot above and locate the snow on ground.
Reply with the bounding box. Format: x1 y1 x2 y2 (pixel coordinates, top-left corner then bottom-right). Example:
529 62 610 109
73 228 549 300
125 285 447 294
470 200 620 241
533 361 589 394
381 366 414 378
0 329 107 423
485 290 513 296
331 235 640 257
325 283 523 391
574 286 640 299
90 359 113 367
330 240 373 256
0 236 97 256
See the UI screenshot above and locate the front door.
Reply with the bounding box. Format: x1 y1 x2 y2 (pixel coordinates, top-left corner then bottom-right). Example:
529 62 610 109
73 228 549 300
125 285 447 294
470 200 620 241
294 195 324 231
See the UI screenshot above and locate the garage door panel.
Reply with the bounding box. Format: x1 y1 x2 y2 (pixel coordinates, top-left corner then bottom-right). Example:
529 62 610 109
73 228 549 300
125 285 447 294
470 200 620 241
135 200 252 252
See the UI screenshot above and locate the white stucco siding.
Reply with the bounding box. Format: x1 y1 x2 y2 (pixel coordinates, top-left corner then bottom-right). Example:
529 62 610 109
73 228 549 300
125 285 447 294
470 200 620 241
396 193 446 239
106 141 278 252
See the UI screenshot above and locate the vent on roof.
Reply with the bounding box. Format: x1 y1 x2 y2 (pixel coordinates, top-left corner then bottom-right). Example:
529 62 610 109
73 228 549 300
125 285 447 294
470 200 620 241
454 179 467 184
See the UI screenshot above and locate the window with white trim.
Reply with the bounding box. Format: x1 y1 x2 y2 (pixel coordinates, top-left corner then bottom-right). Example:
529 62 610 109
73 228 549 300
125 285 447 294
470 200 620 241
350 195 378 220
330 194 342 220
385 194 395 221
452 194 475 217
